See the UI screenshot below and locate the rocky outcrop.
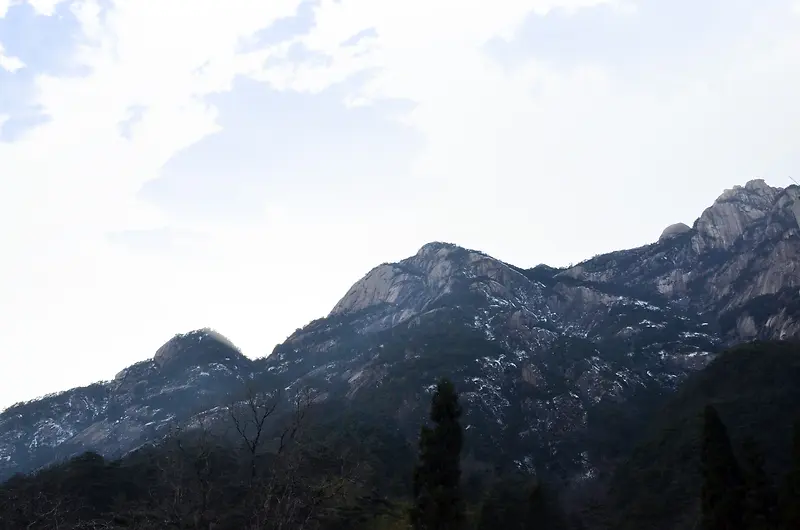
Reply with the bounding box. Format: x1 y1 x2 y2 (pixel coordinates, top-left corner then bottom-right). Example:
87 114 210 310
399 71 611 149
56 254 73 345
329 263 423 317
692 179 781 251
562 179 800 341
659 223 692 242
153 328 244 370
328 242 546 333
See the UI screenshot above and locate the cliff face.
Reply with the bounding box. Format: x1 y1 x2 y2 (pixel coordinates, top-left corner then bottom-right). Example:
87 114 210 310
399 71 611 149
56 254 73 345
563 179 800 340
2 179 799 483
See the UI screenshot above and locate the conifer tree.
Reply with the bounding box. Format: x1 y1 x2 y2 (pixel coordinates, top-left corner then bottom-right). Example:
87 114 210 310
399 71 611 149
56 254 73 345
477 473 532 530
477 473 568 530
779 420 800 530
741 437 777 530
700 404 744 530
410 378 464 530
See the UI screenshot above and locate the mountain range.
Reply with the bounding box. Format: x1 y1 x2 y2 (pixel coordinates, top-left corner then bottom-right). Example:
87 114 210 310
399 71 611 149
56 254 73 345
2 178 800 489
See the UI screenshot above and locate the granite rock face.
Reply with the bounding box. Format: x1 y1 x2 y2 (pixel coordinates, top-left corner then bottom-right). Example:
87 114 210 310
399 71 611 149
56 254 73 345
693 179 781 250
563 180 800 341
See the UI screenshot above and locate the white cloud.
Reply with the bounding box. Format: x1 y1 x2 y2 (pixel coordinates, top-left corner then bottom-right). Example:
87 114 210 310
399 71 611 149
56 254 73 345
243 0 800 259
1 0 800 408
0 42 24 72
27 0 69 15
0 0 311 407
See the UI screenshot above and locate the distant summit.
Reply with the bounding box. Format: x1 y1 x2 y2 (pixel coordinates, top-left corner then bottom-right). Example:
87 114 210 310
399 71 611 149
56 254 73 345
153 328 245 370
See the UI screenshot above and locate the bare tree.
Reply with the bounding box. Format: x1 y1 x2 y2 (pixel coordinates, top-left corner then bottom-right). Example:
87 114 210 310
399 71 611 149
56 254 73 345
175 417 220 528
225 384 363 530
27 492 66 530
227 384 283 484
147 416 238 530
0 383 367 530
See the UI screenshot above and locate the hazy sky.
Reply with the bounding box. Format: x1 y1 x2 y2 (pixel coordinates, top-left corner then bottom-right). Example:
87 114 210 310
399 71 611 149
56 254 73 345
1 0 799 409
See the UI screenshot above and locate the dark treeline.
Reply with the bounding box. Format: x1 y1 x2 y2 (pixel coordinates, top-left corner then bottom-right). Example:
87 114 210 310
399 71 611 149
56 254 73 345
2 373 799 529
0 386 407 530
0 379 566 530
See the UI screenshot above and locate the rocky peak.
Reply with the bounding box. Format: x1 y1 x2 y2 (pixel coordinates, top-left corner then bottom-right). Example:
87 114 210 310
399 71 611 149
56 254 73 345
715 178 778 203
693 179 782 250
327 262 423 318
330 242 456 318
659 222 692 242
415 240 462 257
560 179 800 342
153 328 244 370
774 185 800 229
744 178 773 192
328 241 532 328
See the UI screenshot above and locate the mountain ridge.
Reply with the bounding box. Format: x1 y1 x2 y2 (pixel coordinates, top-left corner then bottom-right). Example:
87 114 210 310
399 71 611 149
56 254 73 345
3 178 800 484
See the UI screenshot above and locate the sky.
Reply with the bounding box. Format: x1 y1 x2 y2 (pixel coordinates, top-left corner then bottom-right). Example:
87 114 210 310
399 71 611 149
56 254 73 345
1 0 799 409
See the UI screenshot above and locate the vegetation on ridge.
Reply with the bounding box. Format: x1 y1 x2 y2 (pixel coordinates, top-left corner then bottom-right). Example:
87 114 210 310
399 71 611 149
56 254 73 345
2 341 799 529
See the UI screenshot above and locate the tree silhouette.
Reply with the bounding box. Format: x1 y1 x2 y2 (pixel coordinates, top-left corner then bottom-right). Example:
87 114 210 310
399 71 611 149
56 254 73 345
779 420 800 530
740 437 777 530
410 378 464 530
700 405 744 530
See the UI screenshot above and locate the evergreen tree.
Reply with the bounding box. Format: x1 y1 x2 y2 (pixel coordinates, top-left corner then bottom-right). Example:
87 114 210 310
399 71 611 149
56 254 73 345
410 378 464 530
779 420 800 530
700 404 744 530
477 473 568 530
531 481 570 530
477 473 531 530
740 437 777 530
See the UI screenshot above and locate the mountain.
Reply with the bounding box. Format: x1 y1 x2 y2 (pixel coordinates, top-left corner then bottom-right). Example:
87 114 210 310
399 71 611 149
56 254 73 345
0 329 253 478
262 241 718 478
2 178 800 484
